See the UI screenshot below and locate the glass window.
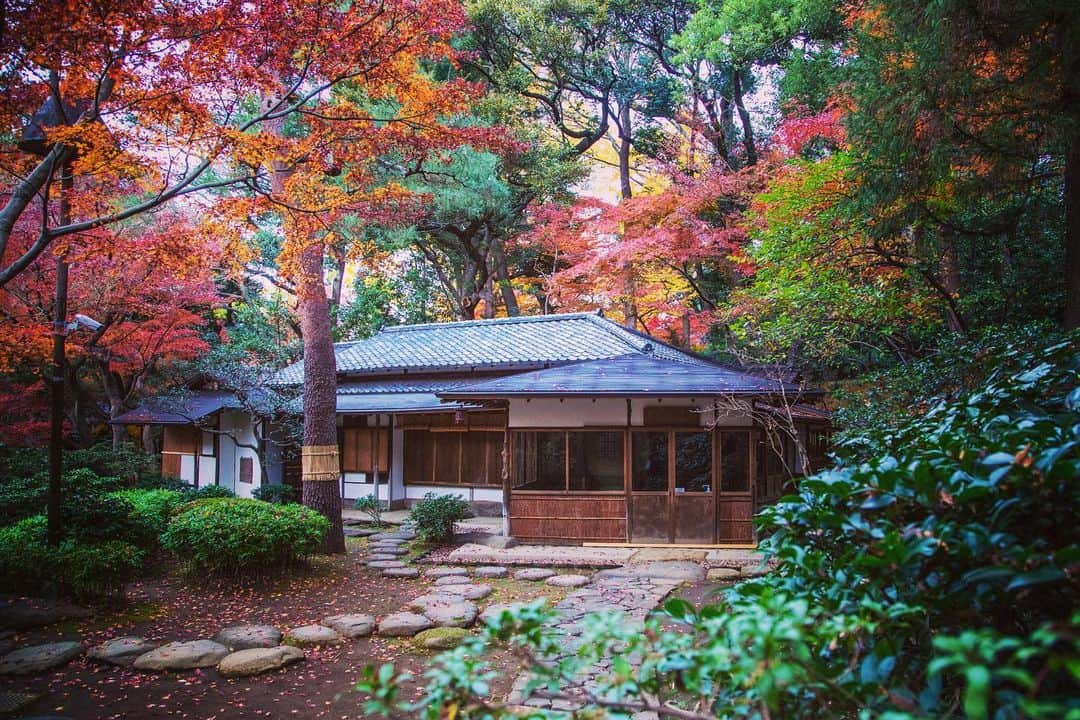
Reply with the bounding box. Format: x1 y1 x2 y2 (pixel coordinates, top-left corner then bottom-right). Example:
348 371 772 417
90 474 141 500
632 432 668 491
511 431 565 491
568 432 624 491
675 432 712 493
720 431 750 493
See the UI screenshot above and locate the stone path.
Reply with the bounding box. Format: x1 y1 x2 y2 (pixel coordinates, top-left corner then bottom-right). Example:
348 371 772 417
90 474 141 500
505 561 702 711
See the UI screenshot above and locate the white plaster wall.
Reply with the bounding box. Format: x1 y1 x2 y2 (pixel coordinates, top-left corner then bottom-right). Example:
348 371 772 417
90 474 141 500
508 397 753 428
404 485 501 503
389 427 405 505
197 456 217 487
179 454 196 484
341 473 391 502
218 410 262 498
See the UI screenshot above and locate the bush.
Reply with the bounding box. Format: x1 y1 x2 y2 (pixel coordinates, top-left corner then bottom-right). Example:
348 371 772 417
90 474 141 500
408 493 471 544
180 484 235 500
107 489 184 538
362 334 1080 720
354 494 383 527
162 498 330 575
0 515 144 603
252 483 296 504
0 466 123 526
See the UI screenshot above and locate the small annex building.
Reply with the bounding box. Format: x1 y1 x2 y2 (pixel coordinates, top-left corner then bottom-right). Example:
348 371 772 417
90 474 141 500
119 312 830 545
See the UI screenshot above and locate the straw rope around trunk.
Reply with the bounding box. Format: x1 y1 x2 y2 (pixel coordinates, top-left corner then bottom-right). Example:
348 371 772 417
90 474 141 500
301 444 340 482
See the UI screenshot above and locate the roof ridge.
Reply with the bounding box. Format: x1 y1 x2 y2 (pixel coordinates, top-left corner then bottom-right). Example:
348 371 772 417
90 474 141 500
377 311 601 334
582 313 723 366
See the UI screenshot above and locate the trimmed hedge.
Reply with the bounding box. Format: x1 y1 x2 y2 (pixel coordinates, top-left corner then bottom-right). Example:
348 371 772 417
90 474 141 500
0 516 144 602
408 493 471 544
161 498 330 575
107 489 184 539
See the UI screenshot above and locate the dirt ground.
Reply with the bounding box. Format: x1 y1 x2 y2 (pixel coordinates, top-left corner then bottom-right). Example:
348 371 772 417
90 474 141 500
0 537 564 720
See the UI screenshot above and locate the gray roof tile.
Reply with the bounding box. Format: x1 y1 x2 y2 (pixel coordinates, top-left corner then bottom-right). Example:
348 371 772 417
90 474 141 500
274 312 711 384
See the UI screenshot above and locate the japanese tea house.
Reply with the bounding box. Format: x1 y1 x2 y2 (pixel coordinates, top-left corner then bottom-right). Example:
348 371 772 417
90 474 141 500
123 311 831 545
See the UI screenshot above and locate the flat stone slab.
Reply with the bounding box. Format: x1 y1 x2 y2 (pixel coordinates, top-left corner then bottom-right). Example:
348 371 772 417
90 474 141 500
408 593 462 612
383 567 420 578
367 553 401 562
546 574 592 588
321 614 375 638
473 565 508 578
378 612 433 637
369 546 408 556
369 537 406 545
218 646 304 677
513 568 556 581
426 566 469 578
434 575 472 586
284 625 342 647
629 547 707 563
479 602 533 624
88 637 159 667
414 627 469 650
440 583 492 600
423 600 478 628
368 560 407 569
0 642 84 675
447 543 633 567
596 561 705 583
707 567 742 581
213 624 282 651
704 549 770 571
370 531 416 541
133 640 229 672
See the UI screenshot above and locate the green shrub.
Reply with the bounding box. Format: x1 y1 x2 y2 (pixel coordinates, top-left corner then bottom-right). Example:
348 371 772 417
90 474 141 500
180 484 235 500
354 494 383 527
252 483 296 504
107 489 184 538
162 498 330 575
0 515 144 603
0 466 123 525
408 493 471 544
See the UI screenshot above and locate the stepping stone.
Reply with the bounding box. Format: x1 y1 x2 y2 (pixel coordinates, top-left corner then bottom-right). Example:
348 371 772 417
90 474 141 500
479 602 532 624
133 640 228 672
370 537 405 545
426 566 468 578
284 625 342 647
546 574 592 588
707 567 742 581
378 612 433 637
321 614 376 638
423 601 478 628
343 527 369 537
383 567 420 578
440 583 492 600
414 627 469 650
595 561 706 583
434 575 471 586
370 546 407 556
367 553 399 562
213 624 282 650
368 560 407 569
0 641 84 675
408 593 461 612
88 637 158 667
513 568 556 581
218 646 304 677
370 531 416 541
474 565 508 578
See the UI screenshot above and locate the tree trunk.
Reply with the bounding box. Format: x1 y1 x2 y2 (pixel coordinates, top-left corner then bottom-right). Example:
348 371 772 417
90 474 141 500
732 70 757 166
940 227 967 334
618 102 633 200
491 241 520 316
1065 132 1080 328
297 239 346 554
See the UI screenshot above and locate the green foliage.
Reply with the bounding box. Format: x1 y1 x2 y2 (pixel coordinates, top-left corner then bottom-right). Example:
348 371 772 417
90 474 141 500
0 515 144 603
161 498 330 575
107 489 185 539
354 494 383 528
407 493 471 544
251 483 296 504
181 484 235 500
360 334 1080 719
0 466 124 525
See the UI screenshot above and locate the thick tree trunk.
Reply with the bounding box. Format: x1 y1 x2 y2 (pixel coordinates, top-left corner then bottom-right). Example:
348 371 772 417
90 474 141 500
297 239 345 554
491 241 520 316
1065 132 1080 328
618 102 633 200
940 227 966 333
732 70 757 166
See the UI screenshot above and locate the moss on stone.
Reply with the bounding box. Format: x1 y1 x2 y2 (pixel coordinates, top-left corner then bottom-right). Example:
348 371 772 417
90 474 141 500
413 627 469 651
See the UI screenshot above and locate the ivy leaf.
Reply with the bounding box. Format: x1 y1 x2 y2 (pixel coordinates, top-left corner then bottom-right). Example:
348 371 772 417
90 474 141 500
1006 566 1065 591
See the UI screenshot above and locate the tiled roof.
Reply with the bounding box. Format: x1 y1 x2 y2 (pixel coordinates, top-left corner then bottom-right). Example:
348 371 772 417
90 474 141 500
274 312 712 384
110 391 242 425
440 354 806 397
